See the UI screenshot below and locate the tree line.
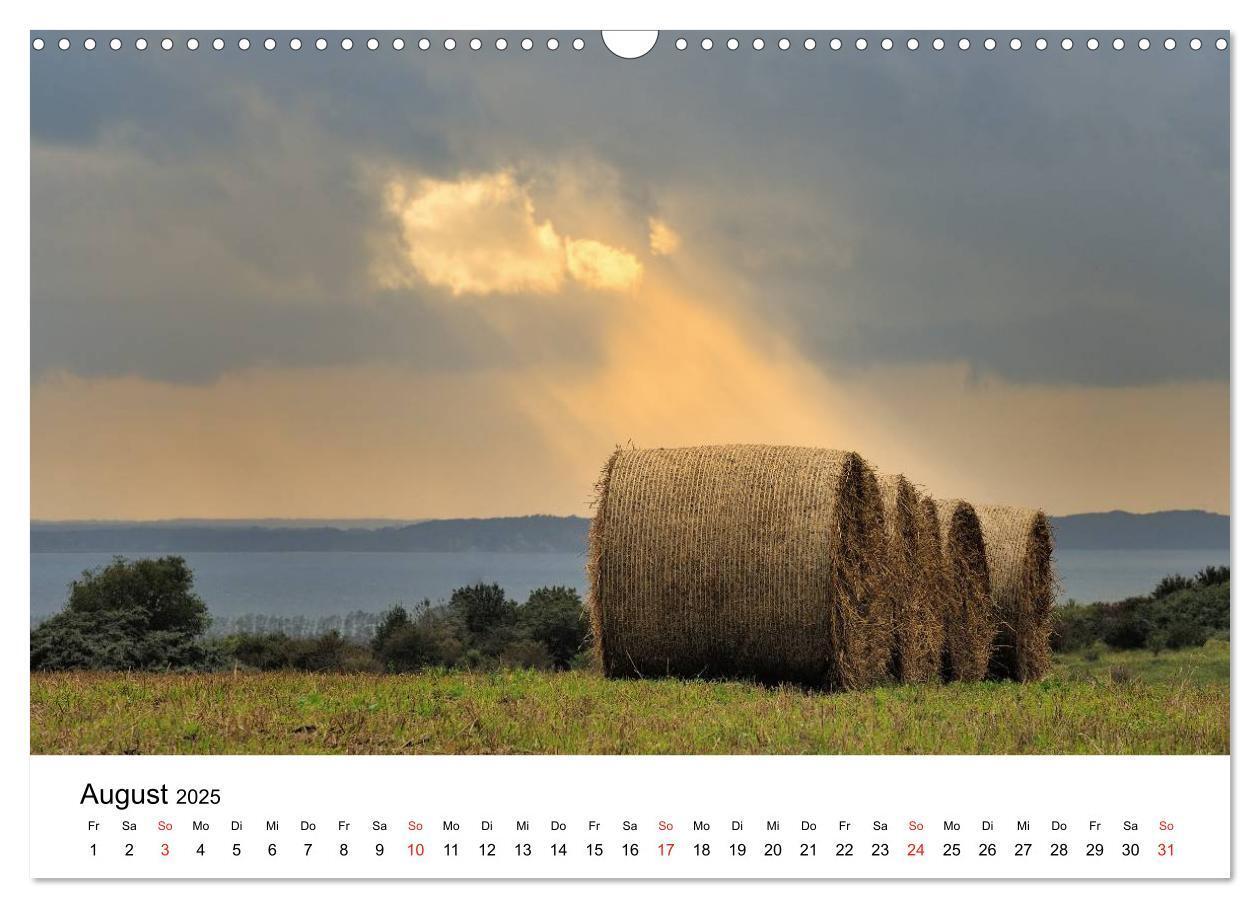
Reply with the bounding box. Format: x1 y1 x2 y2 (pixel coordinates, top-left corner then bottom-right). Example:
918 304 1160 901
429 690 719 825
1051 566 1229 654
30 556 590 672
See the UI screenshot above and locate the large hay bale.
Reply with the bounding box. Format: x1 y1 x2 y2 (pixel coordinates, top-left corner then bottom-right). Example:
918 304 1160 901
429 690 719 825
833 458 893 688
976 505 1055 681
877 475 945 683
935 499 995 682
588 444 888 688
916 497 951 675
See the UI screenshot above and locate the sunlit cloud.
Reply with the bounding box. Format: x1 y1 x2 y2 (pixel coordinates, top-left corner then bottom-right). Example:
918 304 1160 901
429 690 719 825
380 171 567 296
379 169 643 297
648 217 680 256
564 238 643 291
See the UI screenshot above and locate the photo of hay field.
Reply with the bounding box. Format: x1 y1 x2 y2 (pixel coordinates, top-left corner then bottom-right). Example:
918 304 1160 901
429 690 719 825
30 32 1228 755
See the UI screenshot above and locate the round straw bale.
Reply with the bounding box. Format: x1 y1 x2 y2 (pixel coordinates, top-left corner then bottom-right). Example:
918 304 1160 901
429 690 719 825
877 473 946 683
588 444 888 688
832 455 893 688
916 497 950 679
975 505 1055 681
935 499 995 682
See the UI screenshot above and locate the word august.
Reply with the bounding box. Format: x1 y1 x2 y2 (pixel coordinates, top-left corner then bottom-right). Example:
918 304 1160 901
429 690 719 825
81 784 221 811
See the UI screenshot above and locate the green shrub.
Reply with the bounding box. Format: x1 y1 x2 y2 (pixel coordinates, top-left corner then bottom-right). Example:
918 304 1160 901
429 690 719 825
224 630 373 672
451 583 517 635
519 586 590 668
1153 574 1193 599
498 639 554 670
372 607 464 671
1052 566 1228 656
222 632 292 670
31 556 219 670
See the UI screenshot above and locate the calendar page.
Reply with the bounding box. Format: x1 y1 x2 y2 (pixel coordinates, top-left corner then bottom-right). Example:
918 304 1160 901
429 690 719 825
22 12 1235 892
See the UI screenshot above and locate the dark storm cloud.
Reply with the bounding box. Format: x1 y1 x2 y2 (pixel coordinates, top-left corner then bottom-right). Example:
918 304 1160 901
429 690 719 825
31 31 1228 386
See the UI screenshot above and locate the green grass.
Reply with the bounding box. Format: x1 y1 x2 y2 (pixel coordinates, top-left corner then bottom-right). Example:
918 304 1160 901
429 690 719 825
30 642 1228 756
1051 638 1231 684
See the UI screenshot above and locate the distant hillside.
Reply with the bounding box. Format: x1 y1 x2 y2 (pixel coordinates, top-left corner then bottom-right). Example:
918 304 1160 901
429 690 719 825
30 510 1227 554
1049 510 1228 551
30 515 591 554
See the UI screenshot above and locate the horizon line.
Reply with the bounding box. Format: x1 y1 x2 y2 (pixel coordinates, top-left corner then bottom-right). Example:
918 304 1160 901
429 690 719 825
29 508 1231 524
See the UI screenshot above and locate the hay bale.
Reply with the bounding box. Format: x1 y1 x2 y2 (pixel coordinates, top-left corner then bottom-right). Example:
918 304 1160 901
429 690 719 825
976 505 1055 681
935 499 995 682
833 456 893 688
588 444 888 688
916 497 950 678
877 474 946 683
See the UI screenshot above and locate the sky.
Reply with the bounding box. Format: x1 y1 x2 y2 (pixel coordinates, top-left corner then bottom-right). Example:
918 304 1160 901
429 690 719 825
30 32 1230 519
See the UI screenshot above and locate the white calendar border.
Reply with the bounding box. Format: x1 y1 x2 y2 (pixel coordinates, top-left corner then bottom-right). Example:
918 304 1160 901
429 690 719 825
3 0 1251 902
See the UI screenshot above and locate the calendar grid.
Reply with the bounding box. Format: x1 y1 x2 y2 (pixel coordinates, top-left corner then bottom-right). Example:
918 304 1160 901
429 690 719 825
31 755 1230 879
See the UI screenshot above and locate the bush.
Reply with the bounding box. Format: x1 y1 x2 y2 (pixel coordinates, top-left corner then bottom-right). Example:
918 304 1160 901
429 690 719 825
519 586 590 668
31 556 217 670
66 556 210 635
1153 573 1193 599
1052 565 1229 656
1195 565 1229 587
1151 617 1211 654
225 630 372 672
289 631 354 671
31 608 224 671
222 632 292 670
1101 605 1152 650
498 639 554 670
370 606 412 656
451 583 517 636
372 606 464 672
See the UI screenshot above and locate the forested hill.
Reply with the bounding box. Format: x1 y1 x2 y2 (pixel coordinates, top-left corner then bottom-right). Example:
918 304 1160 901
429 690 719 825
31 510 1226 554
30 516 591 553
1049 510 1227 550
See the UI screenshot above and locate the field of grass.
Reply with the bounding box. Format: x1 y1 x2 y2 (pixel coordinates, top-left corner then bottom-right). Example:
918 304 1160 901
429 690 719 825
30 642 1229 755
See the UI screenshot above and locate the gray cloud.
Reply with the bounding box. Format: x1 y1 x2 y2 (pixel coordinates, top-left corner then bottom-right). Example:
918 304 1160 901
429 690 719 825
31 32 1228 387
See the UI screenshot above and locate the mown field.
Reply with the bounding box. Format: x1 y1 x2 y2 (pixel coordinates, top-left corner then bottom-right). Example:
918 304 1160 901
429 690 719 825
30 641 1229 755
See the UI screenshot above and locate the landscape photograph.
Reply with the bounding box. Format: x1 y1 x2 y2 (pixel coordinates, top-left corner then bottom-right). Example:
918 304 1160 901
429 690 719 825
30 32 1229 755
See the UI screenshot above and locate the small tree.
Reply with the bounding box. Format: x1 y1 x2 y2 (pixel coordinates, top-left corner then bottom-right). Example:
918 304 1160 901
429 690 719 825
31 556 217 670
519 586 590 668
451 583 517 635
290 631 351 671
370 605 412 659
67 556 209 635
373 607 463 671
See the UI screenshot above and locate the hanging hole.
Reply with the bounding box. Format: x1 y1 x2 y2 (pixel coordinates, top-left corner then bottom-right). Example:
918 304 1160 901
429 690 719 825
602 31 657 59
